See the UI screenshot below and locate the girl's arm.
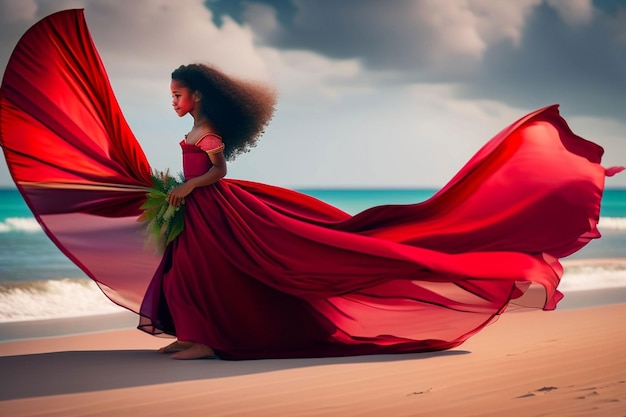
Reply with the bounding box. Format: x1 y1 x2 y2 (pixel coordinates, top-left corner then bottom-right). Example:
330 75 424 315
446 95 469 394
167 151 227 207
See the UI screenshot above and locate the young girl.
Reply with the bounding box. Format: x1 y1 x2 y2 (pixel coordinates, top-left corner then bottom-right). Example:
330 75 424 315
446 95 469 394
150 64 277 359
3 10 622 362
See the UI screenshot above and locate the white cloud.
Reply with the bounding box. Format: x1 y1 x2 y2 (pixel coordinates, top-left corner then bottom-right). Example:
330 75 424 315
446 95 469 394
410 0 487 67
251 0 546 77
0 0 37 21
468 0 542 45
242 2 280 38
547 0 594 26
388 0 544 72
87 1 268 81
259 48 364 99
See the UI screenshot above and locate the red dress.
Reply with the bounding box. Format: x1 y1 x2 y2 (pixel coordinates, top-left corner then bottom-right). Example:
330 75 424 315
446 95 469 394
1 10 623 359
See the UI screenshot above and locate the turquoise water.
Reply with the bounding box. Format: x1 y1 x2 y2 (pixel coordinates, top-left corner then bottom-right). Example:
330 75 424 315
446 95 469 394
301 188 626 217
1 187 625 282
0 188 31 219
2 187 625 221
0 187 625 322
598 189 626 217
300 189 437 214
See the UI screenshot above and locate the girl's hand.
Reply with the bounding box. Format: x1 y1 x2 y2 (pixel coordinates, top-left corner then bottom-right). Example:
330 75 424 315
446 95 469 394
168 183 193 207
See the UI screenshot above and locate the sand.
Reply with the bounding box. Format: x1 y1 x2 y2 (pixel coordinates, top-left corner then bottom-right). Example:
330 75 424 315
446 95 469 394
0 297 624 416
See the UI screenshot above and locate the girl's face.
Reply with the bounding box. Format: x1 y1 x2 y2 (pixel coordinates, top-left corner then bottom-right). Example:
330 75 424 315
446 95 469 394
170 79 198 117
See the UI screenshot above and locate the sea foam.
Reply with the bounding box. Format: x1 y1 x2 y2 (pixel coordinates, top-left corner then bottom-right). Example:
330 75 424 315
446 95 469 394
559 260 626 292
0 260 624 322
599 217 626 231
2 216 625 232
0 217 41 233
0 278 125 322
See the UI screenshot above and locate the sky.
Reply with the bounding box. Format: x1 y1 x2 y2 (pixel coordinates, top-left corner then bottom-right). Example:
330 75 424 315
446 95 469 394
0 0 624 188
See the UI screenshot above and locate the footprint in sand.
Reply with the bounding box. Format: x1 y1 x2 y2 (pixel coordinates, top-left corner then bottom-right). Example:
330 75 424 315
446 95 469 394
515 386 558 398
406 386 446 396
574 381 625 402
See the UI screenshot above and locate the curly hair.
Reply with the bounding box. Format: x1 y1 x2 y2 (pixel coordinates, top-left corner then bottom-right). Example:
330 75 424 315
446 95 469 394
171 64 277 160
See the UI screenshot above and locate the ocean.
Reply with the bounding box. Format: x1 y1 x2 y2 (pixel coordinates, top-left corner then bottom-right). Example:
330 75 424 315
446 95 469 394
1 187 625 323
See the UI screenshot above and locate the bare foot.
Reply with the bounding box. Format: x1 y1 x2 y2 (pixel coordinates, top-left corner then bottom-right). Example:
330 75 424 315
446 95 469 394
170 343 216 360
158 340 194 354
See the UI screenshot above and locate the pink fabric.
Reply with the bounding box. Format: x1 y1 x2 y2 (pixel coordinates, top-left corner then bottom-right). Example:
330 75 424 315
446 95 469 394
1 10 622 359
195 134 224 154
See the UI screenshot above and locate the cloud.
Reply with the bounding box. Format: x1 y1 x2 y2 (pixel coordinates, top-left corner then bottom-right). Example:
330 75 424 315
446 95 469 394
239 0 625 119
1 0 624 187
462 2 626 120
244 0 543 78
259 48 364 99
546 0 593 26
0 0 37 21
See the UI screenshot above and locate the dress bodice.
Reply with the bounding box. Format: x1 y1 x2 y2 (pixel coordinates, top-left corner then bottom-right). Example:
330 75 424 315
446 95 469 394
180 140 213 180
180 133 224 181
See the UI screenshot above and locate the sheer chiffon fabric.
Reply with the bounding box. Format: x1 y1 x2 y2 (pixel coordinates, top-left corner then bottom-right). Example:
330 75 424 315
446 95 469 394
1 10 622 359
0 9 157 313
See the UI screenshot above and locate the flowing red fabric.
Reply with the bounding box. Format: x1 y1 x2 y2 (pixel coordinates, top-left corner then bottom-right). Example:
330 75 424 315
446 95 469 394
0 10 157 313
1 10 622 359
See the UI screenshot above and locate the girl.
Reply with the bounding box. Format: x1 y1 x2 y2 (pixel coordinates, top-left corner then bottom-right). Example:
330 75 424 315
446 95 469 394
152 64 276 359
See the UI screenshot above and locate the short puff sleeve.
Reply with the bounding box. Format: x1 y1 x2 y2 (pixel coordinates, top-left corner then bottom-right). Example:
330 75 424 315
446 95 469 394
196 134 225 155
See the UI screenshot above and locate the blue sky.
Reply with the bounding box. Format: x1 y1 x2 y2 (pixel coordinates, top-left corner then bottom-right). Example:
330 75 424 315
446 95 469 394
1 0 624 188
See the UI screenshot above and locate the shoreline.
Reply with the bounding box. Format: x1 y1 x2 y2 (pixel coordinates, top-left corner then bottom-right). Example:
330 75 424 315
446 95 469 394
1 285 625 343
0 310 138 342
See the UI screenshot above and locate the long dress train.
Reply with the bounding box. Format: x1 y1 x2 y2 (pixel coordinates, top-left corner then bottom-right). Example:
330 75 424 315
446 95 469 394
1 9 622 359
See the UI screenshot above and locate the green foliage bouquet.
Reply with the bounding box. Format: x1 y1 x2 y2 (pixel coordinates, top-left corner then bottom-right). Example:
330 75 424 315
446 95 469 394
138 169 186 253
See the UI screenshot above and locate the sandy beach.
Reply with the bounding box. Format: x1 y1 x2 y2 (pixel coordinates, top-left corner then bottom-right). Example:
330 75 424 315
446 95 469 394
0 293 625 417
